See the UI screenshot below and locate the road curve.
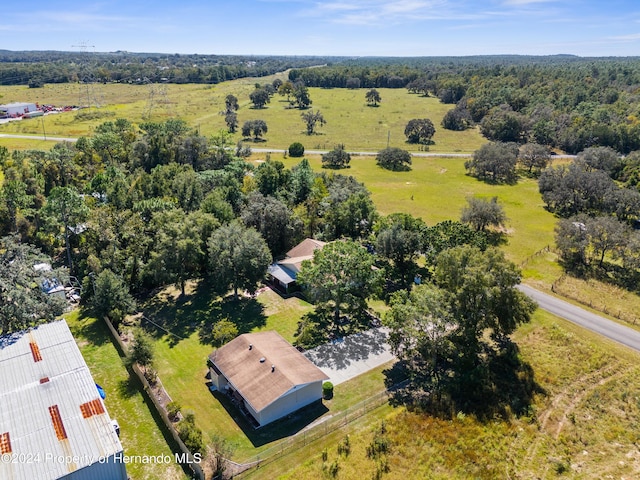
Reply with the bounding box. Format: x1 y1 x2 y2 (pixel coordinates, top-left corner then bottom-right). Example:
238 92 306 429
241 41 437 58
518 284 640 353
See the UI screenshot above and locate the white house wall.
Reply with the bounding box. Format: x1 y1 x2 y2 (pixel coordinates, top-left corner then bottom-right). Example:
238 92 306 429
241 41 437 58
209 368 228 391
251 381 323 426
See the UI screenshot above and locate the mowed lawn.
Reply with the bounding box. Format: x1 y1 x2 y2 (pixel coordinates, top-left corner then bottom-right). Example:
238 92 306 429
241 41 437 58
0 81 485 153
142 285 324 460
142 283 403 462
64 310 187 480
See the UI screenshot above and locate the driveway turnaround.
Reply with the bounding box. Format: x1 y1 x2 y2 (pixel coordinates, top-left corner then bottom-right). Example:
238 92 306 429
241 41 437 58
518 284 640 353
304 327 395 385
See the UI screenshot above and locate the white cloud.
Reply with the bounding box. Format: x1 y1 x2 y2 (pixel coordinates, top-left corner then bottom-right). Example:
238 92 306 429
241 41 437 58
302 0 565 26
502 0 555 5
609 33 640 41
304 0 491 26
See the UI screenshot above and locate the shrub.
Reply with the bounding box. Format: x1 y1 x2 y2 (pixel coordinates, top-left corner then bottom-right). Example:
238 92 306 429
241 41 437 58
328 460 339 477
337 435 350 456
131 329 154 370
289 142 305 157
321 144 350 169
322 381 334 399
177 412 205 454
167 401 181 421
366 435 390 459
211 319 238 347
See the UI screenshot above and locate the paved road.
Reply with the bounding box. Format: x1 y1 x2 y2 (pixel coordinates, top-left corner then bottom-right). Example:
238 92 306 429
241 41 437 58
0 134 577 160
252 147 477 158
0 133 78 142
518 284 640 352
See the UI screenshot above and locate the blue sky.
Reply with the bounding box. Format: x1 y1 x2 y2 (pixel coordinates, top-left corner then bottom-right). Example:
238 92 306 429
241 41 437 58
1 1 639 57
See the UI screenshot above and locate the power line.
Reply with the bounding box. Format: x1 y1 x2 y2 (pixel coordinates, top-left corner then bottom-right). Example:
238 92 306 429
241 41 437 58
71 42 102 108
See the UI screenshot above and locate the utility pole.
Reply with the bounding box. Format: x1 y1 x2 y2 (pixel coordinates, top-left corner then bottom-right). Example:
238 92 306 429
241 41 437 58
71 42 100 108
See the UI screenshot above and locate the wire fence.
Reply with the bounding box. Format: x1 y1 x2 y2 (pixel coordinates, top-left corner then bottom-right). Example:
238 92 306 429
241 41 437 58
519 244 551 268
232 379 408 478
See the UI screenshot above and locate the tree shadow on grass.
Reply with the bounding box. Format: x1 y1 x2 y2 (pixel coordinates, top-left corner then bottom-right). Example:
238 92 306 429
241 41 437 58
137 279 267 348
140 289 206 345
198 295 267 346
117 376 138 400
486 231 508 247
207 388 328 448
71 307 111 347
384 340 546 422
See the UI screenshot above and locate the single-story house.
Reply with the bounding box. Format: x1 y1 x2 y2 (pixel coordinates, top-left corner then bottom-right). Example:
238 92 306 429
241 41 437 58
0 320 127 480
207 331 329 427
267 238 326 293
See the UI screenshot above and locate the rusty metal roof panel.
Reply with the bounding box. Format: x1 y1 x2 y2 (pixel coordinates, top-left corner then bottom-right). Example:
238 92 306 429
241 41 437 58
0 320 125 480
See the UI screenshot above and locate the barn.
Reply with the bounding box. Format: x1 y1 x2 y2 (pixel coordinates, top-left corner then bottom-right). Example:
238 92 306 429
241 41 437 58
208 331 329 427
0 320 127 480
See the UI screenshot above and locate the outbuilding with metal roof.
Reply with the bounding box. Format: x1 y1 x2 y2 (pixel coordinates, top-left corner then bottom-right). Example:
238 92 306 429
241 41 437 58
0 320 127 480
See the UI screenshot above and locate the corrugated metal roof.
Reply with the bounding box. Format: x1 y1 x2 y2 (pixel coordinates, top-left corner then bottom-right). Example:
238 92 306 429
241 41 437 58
267 263 297 285
0 320 124 480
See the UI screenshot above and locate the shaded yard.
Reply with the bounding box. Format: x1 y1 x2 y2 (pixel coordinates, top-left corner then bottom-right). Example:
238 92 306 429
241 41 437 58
136 282 393 461
65 310 187 480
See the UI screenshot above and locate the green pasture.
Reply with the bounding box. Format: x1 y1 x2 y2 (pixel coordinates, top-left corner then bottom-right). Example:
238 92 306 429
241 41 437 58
64 310 187 480
0 80 484 152
272 153 558 266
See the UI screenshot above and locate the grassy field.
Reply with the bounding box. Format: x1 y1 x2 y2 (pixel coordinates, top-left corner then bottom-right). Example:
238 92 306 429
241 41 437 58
7 78 640 477
64 310 187 480
268 154 558 266
242 309 640 479
0 80 485 152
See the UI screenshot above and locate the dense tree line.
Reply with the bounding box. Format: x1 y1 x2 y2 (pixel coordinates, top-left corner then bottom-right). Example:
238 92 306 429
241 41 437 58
5 51 640 154
0 50 336 86
0 110 539 419
289 56 640 154
2 113 523 338
538 146 640 287
0 119 385 324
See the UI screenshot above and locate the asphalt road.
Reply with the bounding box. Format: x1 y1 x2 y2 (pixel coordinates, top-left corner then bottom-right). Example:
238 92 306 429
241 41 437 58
0 134 577 160
0 133 78 142
518 284 640 352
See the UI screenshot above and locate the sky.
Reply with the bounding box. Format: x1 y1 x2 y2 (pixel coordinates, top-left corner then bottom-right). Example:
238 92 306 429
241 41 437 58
1 1 639 57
